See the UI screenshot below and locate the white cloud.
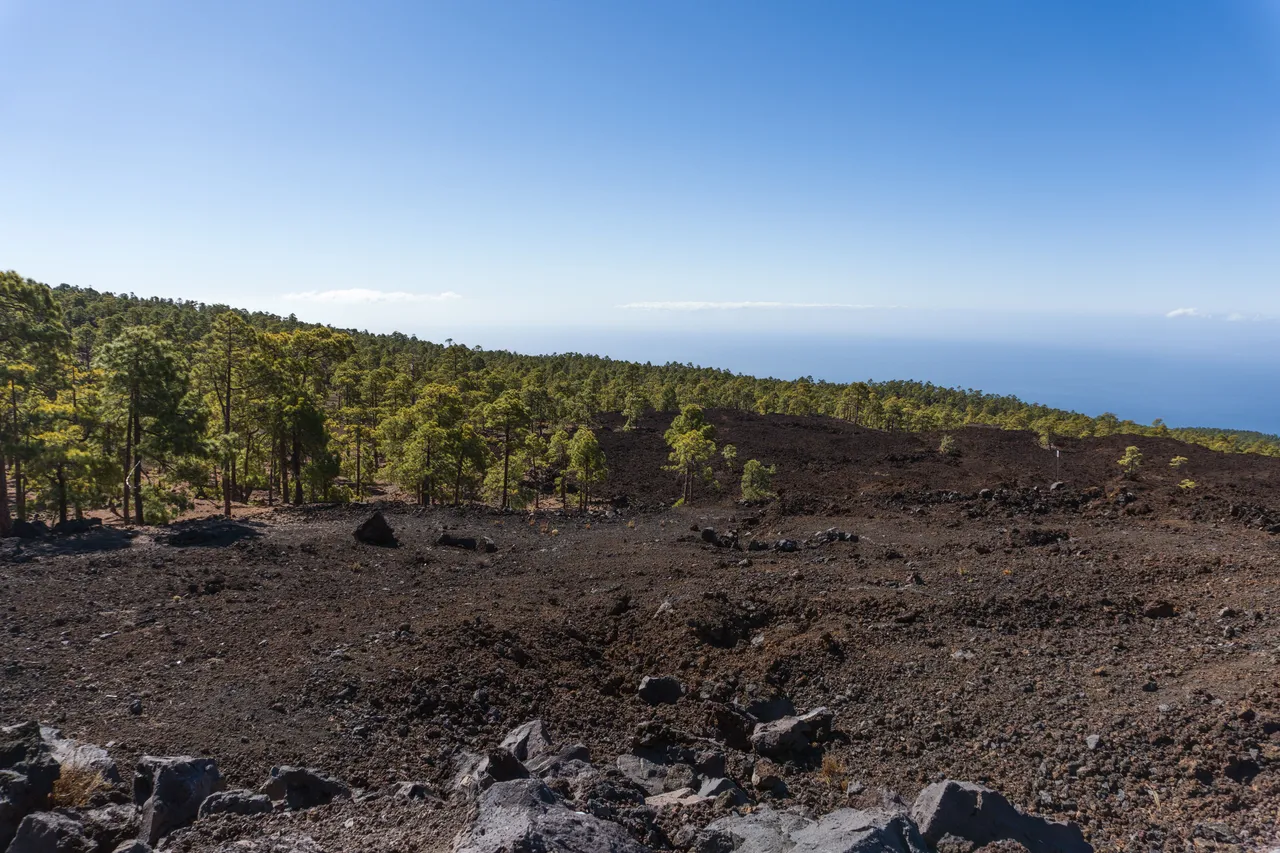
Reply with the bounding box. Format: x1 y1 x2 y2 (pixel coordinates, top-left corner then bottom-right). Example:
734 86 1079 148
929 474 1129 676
619 300 892 311
283 289 462 304
1165 307 1205 318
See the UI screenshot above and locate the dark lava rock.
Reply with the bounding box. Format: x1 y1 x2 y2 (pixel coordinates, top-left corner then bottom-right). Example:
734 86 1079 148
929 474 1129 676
697 806 928 853
134 755 223 846
500 721 553 763
198 789 273 818
1 721 61 849
911 780 1091 853
40 725 121 784
637 676 685 705
453 749 530 799
437 533 478 550
750 708 834 761
260 767 350 810
453 778 651 853
1142 601 1177 619
353 512 397 547
7 811 93 853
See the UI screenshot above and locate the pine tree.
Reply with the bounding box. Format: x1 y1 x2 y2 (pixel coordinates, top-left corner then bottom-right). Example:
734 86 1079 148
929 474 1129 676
0 272 70 534
96 326 205 524
567 428 607 513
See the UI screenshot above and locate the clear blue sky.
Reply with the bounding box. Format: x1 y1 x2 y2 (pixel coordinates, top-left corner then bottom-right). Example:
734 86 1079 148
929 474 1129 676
3 1 1279 340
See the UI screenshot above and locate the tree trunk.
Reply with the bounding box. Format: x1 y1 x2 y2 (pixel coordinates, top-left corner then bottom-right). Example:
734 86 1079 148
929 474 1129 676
223 355 233 517
9 380 23 522
223 459 233 518
427 438 437 504
243 437 252 503
0 449 10 537
122 399 134 525
56 463 68 524
501 423 510 509
454 455 463 507
13 456 24 522
132 407 144 525
279 432 289 505
292 431 303 505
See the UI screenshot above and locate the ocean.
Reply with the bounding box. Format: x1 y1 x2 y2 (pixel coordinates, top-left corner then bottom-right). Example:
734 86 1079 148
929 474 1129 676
446 326 1280 435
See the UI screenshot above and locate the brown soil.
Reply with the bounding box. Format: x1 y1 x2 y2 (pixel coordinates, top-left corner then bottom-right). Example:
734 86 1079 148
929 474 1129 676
3 411 1280 851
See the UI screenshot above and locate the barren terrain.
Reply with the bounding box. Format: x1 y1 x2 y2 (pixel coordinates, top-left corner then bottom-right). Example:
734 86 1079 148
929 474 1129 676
4 411 1280 851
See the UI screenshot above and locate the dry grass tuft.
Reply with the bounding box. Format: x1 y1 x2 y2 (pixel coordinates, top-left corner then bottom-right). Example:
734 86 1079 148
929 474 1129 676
818 755 847 789
51 762 110 808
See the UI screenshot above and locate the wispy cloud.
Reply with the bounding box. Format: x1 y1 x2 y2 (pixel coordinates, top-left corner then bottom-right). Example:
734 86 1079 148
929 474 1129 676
619 300 894 311
1164 308 1274 322
283 289 462 304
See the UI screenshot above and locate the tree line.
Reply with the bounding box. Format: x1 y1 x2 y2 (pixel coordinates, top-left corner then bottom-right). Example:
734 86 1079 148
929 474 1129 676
2 272 1276 533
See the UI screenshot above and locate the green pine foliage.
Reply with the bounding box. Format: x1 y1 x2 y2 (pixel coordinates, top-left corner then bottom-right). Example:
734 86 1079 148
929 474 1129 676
1 272 1277 531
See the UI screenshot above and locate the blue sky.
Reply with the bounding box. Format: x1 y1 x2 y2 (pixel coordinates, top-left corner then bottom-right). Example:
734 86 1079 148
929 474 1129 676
3 1 1279 343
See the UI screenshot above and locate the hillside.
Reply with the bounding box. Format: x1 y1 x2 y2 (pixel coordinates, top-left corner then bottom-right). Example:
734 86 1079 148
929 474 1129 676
4 273 1279 545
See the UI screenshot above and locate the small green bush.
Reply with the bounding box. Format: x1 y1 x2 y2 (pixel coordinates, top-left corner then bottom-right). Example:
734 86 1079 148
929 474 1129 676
1118 446 1143 478
1169 456 1189 468
141 484 192 525
740 459 776 501
938 434 959 457
1178 479 1197 490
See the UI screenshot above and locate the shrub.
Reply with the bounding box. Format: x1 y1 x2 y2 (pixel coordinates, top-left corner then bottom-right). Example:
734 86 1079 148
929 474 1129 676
722 444 738 469
1118 446 1143 478
141 484 192 525
1178 479 1197 490
938 434 959 457
819 755 847 789
1170 456 1189 468
740 459 776 501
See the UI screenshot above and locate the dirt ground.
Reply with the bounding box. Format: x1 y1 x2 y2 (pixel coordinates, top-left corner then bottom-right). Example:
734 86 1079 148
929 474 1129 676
3 412 1279 851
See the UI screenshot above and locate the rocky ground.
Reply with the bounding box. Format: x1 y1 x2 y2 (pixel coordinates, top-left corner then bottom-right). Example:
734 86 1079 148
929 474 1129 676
3 413 1280 852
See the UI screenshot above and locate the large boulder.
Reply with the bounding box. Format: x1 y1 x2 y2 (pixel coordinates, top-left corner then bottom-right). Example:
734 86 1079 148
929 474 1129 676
353 512 397 547
500 721 553 763
260 767 350 810
1 722 61 849
696 806 928 853
6 811 94 853
452 778 652 853
750 708 833 761
910 781 1091 853
133 755 223 846
78 805 141 851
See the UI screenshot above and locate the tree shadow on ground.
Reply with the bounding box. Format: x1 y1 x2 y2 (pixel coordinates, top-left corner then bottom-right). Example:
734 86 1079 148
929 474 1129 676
0 526 138 561
162 518 266 547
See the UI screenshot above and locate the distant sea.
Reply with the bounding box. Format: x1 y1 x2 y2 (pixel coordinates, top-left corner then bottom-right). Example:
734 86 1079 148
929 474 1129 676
448 327 1280 436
